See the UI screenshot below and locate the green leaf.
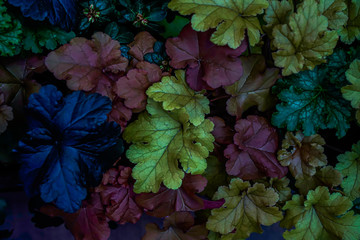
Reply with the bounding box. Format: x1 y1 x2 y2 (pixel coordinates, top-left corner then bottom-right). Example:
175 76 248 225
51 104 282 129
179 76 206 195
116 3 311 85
263 0 293 34
23 26 75 53
159 15 189 38
146 70 210 126
281 186 360 240
272 49 354 138
317 0 348 30
0 0 22 56
104 22 134 44
272 0 338 76
200 155 229 198
339 0 360 44
295 166 343 195
342 59 360 124
206 178 283 239
336 140 360 201
123 98 214 193
168 0 269 48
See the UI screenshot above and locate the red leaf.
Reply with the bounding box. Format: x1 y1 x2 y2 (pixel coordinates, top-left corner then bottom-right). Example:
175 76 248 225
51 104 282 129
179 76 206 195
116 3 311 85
45 32 128 100
128 32 157 63
143 212 208 240
115 62 162 112
97 166 142 224
224 115 287 180
108 98 132 130
40 193 110 240
208 116 234 145
166 24 247 91
136 174 209 218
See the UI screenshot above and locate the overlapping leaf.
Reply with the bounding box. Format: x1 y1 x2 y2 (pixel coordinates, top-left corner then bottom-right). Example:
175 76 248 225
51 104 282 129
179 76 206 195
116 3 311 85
16 85 122 212
263 0 293 34
295 166 343 195
281 186 360 240
272 52 354 138
45 32 129 100
336 141 360 200
143 212 208 240
208 117 233 145
224 115 287 180
206 178 283 239
136 174 208 217
8 0 77 30
224 55 279 118
96 166 142 224
147 70 210 126
256 177 292 203
272 0 338 76
339 0 360 44
168 0 269 48
200 155 229 198
123 99 214 193
317 0 348 30
116 61 163 112
23 26 75 53
278 131 327 179
166 25 247 91
0 0 22 56
342 59 360 124
40 193 110 240
0 57 43 115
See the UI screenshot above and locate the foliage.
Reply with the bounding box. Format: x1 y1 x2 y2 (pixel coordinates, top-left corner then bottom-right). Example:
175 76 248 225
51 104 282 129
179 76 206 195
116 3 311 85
224 115 287 180
16 85 122 212
270 0 339 76
143 212 208 240
8 0 77 31
278 131 327 179
23 26 75 53
339 0 360 44
224 55 279 118
166 24 247 90
2 0 360 239
336 141 360 200
272 47 359 138
147 70 210 126
168 0 269 48
281 186 360 240
342 59 360 123
206 178 283 239
0 0 22 56
123 98 214 193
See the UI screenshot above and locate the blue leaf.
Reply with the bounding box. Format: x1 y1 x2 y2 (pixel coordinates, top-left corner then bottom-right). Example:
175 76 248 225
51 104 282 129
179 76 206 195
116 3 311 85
8 0 77 30
16 85 122 213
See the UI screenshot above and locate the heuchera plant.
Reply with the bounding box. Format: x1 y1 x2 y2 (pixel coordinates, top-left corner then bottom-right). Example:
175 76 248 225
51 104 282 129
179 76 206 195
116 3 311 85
0 0 360 240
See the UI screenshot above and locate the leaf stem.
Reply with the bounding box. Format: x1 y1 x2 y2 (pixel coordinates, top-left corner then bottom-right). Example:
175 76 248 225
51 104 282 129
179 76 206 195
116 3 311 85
324 144 345 154
210 95 230 102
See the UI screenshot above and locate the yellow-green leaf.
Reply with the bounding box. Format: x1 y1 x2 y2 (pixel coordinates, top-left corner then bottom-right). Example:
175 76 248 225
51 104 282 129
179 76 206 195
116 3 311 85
272 0 338 76
336 140 360 201
281 186 360 240
339 0 360 44
295 166 343 196
317 0 348 30
206 178 283 239
123 99 214 193
146 70 210 126
342 59 360 124
263 0 293 34
168 0 269 48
